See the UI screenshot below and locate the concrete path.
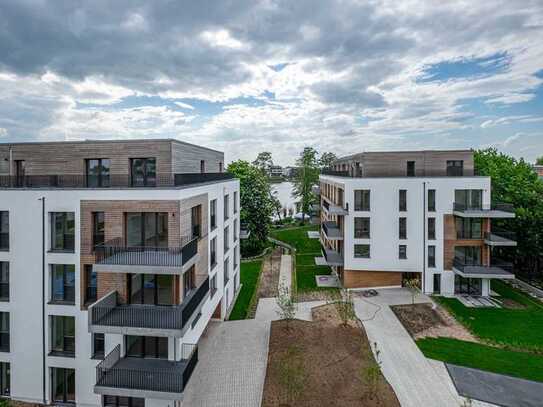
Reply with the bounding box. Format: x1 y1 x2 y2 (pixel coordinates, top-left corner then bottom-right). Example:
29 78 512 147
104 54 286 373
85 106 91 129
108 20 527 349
255 297 326 322
278 254 292 296
353 288 461 407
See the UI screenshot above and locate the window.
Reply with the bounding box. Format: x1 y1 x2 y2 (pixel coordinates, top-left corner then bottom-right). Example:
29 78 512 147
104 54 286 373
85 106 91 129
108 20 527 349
51 264 75 304
210 274 217 298
84 265 97 304
234 247 238 270
224 257 229 285
200 160 205 173
210 199 217 230
399 190 407 211
354 190 370 211
428 246 436 268
224 226 229 252
125 212 168 248
454 246 482 265
129 274 174 305
103 396 144 407
0 362 9 397
14 160 25 187
126 336 168 359
224 194 229 220
51 368 75 404
354 217 370 239
433 274 441 294
354 244 370 258
0 313 8 352
210 237 217 269
447 160 464 176
399 245 407 259
0 212 8 251
130 157 156 187
407 161 416 176
0 263 8 301
92 333 104 359
183 266 195 297
399 217 407 239
233 219 238 242
428 218 436 240
455 218 482 239
92 212 105 247
86 158 110 187
234 191 238 214
219 162 223 172
191 205 202 239
428 189 436 212
51 316 75 356
51 212 75 252
455 189 482 210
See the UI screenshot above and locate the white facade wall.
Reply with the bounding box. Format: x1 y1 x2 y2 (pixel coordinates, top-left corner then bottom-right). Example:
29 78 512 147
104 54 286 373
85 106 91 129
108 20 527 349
0 179 240 406
322 175 492 295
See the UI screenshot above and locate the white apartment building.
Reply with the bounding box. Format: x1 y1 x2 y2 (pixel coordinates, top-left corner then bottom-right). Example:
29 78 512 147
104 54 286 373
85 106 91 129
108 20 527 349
0 139 241 407
319 150 516 297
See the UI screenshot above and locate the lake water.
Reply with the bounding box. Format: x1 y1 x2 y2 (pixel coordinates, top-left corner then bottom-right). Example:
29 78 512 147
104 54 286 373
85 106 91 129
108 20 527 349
271 182 298 218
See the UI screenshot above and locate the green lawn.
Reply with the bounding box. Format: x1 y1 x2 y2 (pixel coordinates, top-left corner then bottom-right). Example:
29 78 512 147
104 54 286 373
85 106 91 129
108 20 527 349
435 280 543 352
270 225 333 292
417 337 543 382
228 260 263 320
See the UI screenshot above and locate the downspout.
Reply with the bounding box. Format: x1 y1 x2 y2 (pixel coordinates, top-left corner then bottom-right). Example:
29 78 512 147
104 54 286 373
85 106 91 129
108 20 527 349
39 197 46 405
422 182 426 294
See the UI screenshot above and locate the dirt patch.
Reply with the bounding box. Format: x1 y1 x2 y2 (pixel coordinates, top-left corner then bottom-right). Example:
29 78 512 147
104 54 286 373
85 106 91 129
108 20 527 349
392 303 477 342
262 304 400 407
295 289 339 302
501 298 527 310
258 247 282 298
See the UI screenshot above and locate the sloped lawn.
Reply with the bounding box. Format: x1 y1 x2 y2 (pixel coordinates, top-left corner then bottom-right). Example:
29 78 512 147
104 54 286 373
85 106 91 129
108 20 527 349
229 260 263 320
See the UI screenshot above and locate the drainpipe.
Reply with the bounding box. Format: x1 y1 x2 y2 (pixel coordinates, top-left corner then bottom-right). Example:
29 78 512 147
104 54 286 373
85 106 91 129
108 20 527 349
39 197 46 405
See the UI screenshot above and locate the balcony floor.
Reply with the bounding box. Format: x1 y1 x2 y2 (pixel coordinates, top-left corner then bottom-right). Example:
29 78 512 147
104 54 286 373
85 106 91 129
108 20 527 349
97 251 182 267
453 209 515 219
484 234 517 246
452 265 514 279
93 304 182 332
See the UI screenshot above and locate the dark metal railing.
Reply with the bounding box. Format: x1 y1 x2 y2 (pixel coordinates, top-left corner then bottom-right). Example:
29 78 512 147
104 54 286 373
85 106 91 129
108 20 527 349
491 258 514 273
453 202 515 213
91 277 209 331
0 233 9 250
322 221 339 237
94 237 198 267
0 172 235 189
96 344 198 394
484 230 517 241
321 169 349 176
453 258 514 273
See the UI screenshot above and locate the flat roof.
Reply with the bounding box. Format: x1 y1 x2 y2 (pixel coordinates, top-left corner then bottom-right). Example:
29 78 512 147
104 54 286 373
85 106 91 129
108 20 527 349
336 149 473 162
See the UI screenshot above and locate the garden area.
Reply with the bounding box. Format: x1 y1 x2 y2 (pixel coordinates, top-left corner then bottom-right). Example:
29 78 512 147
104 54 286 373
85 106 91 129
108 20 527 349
228 259 263 320
269 225 338 300
394 280 543 382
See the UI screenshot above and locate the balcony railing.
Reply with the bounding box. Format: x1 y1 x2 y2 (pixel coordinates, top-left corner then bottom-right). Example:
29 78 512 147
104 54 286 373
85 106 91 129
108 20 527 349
453 202 515 213
94 237 198 268
484 230 516 242
322 221 342 240
95 343 198 395
90 277 209 332
321 169 349 176
0 173 235 189
452 258 514 275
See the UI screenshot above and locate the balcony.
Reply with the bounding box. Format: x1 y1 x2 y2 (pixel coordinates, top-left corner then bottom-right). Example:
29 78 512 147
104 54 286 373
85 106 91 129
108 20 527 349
93 237 198 274
89 277 209 337
321 197 348 216
322 221 343 240
95 344 198 400
452 259 514 279
319 243 344 267
484 231 517 247
453 202 515 219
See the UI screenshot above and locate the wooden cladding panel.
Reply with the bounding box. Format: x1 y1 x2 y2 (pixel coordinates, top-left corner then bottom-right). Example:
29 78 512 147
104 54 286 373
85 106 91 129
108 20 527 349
342 270 402 288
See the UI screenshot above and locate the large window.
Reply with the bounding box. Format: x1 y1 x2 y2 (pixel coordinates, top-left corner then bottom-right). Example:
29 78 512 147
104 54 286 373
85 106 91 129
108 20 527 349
224 257 229 286
103 396 144 407
126 336 167 359
354 190 370 211
407 161 416 176
125 212 168 248
183 266 195 297
0 263 8 301
130 158 156 187
399 190 407 211
354 218 370 239
233 219 238 242
210 199 217 230
354 244 370 258
0 212 8 251
455 275 482 295
428 246 436 268
128 274 174 305
52 368 75 404
51 212 75 252
224 226 229 252
0 313 8 352
428 189 436 212
191 205 202 239
454 246 482 265
92 212 105 247
210 237 217 269
51 316 75 356
210 274 217 298
224 194 229 221
447 160 464 176
92 333 104 359
86 158 110 187
428 218 436 240
455 189 482 210
234 191 238 214
84 264 97 304
0 362 9 397
51 264 75 304
455 218 482 239
399 217 407 240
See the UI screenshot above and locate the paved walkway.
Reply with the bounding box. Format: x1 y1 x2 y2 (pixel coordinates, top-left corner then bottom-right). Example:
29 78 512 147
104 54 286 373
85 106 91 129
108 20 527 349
353 288 461 407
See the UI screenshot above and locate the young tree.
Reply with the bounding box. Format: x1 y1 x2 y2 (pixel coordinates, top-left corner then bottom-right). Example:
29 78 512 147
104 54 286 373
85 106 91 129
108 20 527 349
227 160 275 257
404 278 420 305
276 281 296 330
335 288 357 327
252 151 274 175
292 147 320 224
319 151 338 169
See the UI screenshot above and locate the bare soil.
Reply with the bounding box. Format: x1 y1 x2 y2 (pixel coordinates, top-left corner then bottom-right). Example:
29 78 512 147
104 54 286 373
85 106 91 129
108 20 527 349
262 304 400 407
258 247 282 298
295 289 339 302
501 298 527 310
391 303 477 342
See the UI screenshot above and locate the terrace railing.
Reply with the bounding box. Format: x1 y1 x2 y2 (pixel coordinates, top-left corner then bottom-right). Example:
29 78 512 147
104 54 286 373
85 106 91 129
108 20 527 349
453 202 515 213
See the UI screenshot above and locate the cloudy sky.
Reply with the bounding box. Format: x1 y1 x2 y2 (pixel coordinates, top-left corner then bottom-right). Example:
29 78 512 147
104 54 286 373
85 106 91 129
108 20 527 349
0 0 542 165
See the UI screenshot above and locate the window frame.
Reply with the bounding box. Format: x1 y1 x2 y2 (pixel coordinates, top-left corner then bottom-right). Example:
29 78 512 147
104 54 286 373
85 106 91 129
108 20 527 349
428 218 436 240
446 160 464 176
224 257 230 286
224 194 230 221
399 245 407 260
354 217 370 239
0 313 8 352
50 315 75 357
0 362 9 397
399 217 407 240
92 212 105 248
210 199 217 230
407 161 416 176
130 157 157 187
0 212 8 251
354 244 371 259
224 226 229 252
428 245 436 268
85 158 111 188
50 212 75 252
51 264 76 304
428 189 436 212
0 263 8 302
354 190 370 211
51 367 75 404
92 333 105 359
399 190 407 212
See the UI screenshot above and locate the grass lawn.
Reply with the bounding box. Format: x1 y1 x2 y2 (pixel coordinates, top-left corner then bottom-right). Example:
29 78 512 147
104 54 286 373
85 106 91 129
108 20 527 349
228 260 263 320
270 225 333 292
417 337 543 382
